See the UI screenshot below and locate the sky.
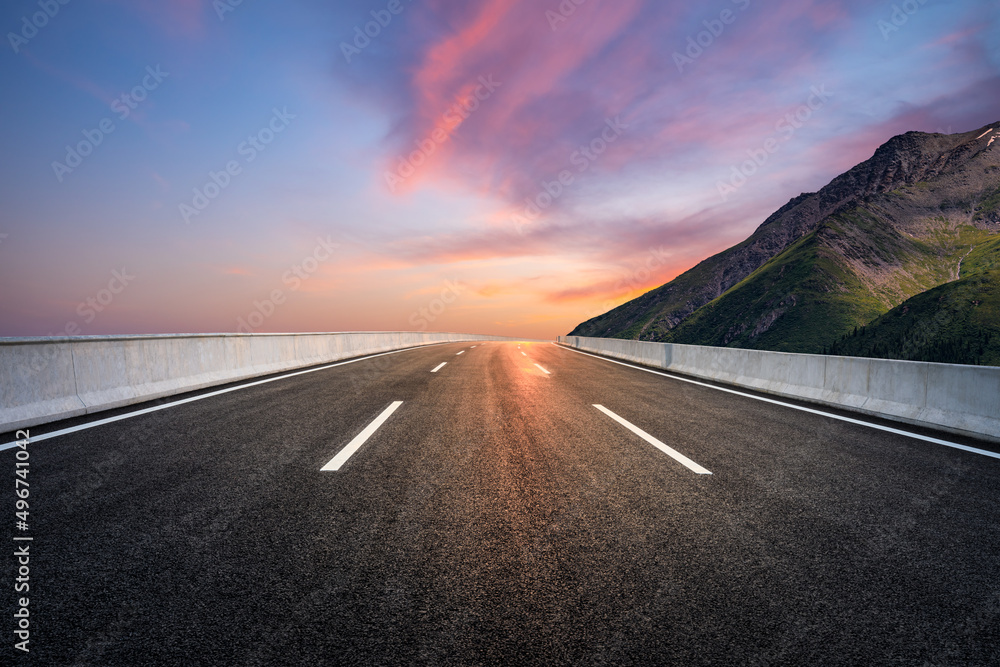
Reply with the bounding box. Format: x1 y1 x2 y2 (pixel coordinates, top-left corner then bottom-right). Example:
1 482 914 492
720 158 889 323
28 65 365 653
0 0 998 340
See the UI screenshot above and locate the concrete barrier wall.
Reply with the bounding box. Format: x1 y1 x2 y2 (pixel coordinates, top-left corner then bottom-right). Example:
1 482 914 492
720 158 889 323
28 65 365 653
0 332 521 433
559 336 1000 443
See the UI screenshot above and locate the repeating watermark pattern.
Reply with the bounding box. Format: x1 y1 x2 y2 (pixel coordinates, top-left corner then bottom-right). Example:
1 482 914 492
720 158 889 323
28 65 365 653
673 0 751 74
7 0 71 54
236 236 339 332
546 0 589 31
179 107 296 224
384 75 501 192
214 0 245 22
49 267 136 336
340 0 415 63
511 116 628 234
76 268 136 328
52 65 170 182
716 85 832 202
109 67 170 121
12 429 32 654
408 280 464 331
878 0 928 40
580 246 671 321
15 267 135 381
342 279 465 395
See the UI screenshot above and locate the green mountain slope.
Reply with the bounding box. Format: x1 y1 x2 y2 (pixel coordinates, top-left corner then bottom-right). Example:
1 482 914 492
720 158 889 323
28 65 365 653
570 123 1000 364
571 122 1000 341
663 213 999 352
658 223 882 353
825 267 1000 366
825 235 1000 365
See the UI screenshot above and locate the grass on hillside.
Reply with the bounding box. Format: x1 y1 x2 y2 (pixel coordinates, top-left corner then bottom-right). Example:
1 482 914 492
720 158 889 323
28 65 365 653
825 268 1000 366
662 230 887 353
660 210 997 354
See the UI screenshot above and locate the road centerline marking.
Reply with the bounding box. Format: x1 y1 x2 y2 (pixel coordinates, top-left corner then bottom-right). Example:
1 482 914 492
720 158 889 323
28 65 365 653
558 344 1000 461
431 362 447 373
534 363 551 375
456 351 465 355
322 401 403 471
594 404 711 475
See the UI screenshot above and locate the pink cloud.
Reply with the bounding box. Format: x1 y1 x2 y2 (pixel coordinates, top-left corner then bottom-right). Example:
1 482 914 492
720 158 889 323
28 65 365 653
384 0 647 194
378 0 893 214
354 0 998 333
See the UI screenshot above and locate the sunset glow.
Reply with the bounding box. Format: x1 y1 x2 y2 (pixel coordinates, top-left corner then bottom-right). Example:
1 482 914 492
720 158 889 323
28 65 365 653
1 0 998 338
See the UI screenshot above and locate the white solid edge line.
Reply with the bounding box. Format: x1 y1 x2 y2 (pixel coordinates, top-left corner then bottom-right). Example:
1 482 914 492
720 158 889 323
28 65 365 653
534 363 551 375
431 362 447 373
322 401 403 471
555 343 1000 461
594 404 711 475
0 346 437 453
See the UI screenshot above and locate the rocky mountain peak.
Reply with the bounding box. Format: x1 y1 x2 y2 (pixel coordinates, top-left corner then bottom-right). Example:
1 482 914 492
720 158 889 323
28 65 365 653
570 122 1000 342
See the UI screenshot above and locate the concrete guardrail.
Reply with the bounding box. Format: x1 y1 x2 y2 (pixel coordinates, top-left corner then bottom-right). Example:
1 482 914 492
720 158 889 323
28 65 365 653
0 332 524 433
558 335 1000 443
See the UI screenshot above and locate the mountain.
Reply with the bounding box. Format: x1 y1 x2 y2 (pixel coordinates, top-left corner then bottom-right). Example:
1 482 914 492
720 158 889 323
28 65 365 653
570 122 1000 361
825 237 1000 366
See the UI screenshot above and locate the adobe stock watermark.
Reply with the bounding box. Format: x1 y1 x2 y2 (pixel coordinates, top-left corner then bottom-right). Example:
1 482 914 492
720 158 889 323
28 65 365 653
716 84 832 202
16 268 135 381
878 0 928 40
11 268 136 384
236 236 339 332
179 107 296 224
582 246 671 321
51 267 136 337
409 280 465 331
673 0 751 74
75 268 136 326
511 116 629 235
384 75 501 192
546 0 589 31
51 65 169 182
7 0 71 54
12 429 32 654
214 0 246 21
340 0 415 63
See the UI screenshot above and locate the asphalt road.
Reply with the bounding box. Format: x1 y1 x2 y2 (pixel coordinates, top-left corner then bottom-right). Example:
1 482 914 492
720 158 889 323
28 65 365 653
4 341 1000 665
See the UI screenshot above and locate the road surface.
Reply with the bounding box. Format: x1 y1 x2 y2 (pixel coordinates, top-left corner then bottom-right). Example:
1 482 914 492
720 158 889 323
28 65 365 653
4 341 1000 665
